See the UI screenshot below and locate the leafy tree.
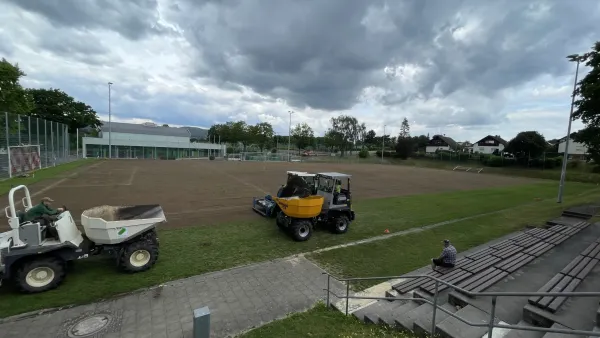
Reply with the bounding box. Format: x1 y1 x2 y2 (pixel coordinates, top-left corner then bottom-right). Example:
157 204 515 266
291 123 314 152
363 129 376 148
27 88 101 133
327 115 360 155
324 130 344 152
229 121 250 151
396 118 413 159
0 58 34 115
249 122 274 152
505 131 547 159
571 42 600 165
412 135 430 151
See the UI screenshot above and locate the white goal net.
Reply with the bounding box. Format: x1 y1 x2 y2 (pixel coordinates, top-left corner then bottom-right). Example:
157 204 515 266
9 145 42 177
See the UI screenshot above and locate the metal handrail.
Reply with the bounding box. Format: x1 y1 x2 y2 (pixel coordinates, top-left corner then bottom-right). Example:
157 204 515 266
323 272 600 337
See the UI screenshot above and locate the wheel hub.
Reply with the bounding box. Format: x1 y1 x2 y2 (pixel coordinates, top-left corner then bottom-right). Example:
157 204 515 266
26 267 55 287
130 249 151 267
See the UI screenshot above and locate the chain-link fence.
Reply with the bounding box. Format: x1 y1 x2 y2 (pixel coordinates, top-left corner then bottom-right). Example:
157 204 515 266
0 112 75 180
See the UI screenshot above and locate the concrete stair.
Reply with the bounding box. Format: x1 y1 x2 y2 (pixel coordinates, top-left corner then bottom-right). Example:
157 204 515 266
502 320 545 338
394 302 454 332
434 305 501 338
353 299 421 327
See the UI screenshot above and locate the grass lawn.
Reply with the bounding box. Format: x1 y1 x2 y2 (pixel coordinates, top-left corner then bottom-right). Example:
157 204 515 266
0 181 597 318
0 159 98 195
309 187 600 290
238 303 413 338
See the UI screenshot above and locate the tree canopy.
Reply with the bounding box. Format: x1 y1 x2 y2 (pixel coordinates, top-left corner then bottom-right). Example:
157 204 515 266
572 41 600 165
291 123 314 151
0 58 34 115
505 131 547 158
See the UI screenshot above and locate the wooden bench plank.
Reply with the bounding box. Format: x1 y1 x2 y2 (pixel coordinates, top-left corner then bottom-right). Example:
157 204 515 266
566 256 593 279
547 224 567 232
420 268 471 292
547 278 583 313
495 253 535 273
526 228 554 240
587 245 600 259
508 233 531 242
462 256 501 274
491 244 524 259
560 255 585 276
537 275 573 308
560 227 581 237
394 277 430 293
491 240 514 250
524 242 555 257
575 258 598 280
544 233 570 245
575 222 590 230
528 274 564 305
456 267 507 295
514 236 541 248
581 242 600 257
466 247 497 260
470 270 508 293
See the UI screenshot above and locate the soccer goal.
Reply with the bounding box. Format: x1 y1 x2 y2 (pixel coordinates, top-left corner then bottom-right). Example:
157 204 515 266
227 153 243 161
8 145 42 178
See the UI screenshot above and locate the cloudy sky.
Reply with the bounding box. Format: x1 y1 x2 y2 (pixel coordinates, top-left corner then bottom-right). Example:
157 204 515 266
1 0 598 142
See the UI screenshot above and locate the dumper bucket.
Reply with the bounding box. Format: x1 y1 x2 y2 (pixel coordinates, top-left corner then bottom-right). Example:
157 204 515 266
274 196 324 219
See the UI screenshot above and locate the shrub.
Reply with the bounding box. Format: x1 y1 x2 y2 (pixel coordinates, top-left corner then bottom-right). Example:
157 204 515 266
487 156 504 167
592 165 600 173
375 150 394 158
358 149 369 158
567 160 581 169
209 155 215 160
544 158 556 169
271 148 277 153
555 156 563 167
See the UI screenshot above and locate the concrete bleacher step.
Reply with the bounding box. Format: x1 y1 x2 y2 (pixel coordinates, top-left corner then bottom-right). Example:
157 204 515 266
356 299 419 326
502 320 545 338
412 303 459 337
395 302 450 332
435 305 500 338
540 323 587 338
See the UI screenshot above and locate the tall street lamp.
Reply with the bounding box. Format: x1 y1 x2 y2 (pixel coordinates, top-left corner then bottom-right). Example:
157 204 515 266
108 82 113 159
382 124 386 162
288 110 294 161
557 54 585 203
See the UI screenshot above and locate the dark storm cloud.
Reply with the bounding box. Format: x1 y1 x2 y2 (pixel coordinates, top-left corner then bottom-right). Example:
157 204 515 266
6 0 164 40
173 0 599 111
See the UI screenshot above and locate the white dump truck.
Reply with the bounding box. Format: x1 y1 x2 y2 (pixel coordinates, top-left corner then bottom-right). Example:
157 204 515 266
0 185 166 293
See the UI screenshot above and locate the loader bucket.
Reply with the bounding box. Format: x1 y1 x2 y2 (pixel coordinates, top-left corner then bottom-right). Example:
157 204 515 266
274 196 324 219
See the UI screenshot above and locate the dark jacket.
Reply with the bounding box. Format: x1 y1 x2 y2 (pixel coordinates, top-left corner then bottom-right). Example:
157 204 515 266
24 203 59 221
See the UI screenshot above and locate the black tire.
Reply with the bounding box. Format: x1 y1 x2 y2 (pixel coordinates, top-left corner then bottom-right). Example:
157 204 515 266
119 239 159 273
289 219 313 242
331 215 350 234
15 257 66 293
276 211 287 230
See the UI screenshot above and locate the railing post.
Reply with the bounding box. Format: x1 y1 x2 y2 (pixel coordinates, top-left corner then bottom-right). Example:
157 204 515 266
345 282 350 315
431 280 439 335
487 296 497 338
326 274 331 308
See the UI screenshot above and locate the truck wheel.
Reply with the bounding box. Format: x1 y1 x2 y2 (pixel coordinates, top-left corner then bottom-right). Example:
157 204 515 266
276 211 287 230
120 240 159 273
15 257 66 293
290 220 312 242
331 215 350 234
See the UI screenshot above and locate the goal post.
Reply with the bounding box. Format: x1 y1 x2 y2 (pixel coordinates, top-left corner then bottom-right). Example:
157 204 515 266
8 145 42 178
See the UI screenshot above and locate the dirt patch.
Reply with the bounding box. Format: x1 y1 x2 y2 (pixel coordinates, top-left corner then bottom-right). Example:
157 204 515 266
0 159 536 230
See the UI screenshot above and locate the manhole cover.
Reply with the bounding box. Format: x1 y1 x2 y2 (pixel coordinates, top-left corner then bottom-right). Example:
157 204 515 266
67 314 113 337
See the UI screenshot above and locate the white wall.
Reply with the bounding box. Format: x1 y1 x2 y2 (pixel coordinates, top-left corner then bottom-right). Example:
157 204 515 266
473 144 505 154
558 139 588 155
426 146 450 153
82 134 225 151
101 132 189 144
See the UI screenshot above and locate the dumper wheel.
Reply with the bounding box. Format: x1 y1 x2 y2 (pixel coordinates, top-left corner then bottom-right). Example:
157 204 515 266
15 257 66 293
276 211 287 230
289 219 312 242
331 215 350 234
119 239 159 273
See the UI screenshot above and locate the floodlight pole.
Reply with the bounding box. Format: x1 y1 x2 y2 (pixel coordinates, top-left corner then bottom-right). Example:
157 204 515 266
382 125 386 162
108 82 113 159
288 111 294 161
557 55 582 203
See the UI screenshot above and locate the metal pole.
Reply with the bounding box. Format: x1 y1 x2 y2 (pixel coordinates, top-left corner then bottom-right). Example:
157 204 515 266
28 116 31 145
108 82 113 159
345 282 350 315
5 112 11 178
76 128 79 158
326 275 331 308
487 296 498 338
431 281 439 335
288 111 293 161
17 114 21 145
382 125 386 162
557 59 580 203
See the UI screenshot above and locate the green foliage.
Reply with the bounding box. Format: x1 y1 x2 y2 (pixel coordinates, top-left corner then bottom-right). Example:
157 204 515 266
572 42 600 167
291 122 314 151
209 155 215 160
487 156 504 167
358 149 369 158
375 150 395 158
0 58 34 115
248 122 274 151
505 131 547 159
27 88 101 133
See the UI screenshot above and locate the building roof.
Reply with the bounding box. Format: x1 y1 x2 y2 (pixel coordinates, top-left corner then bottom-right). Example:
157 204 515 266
184 126 209 139
430 135 458 148
475 135 508 146
100 121 191 137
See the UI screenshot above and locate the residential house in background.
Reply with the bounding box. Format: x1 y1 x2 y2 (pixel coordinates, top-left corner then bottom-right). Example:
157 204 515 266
425 135 458 153
473 135 507 154
558 135 588 159
457 141 473 153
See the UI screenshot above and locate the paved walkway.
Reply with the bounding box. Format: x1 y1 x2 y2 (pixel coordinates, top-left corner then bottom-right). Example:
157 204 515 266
0 256 345 338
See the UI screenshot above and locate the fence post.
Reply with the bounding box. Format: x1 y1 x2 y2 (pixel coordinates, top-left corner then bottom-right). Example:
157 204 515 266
28 116 31 145
326 274 331 308
5 112 11 178
17 114 21 145
487 296 497 338
431 281 439 335
345 282 350 315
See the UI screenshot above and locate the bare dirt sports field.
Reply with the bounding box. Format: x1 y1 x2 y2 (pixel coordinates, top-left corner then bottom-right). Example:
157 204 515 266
1 159 536 230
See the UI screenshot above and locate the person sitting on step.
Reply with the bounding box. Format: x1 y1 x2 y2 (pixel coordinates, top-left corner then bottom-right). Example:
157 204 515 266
431 239 457 270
